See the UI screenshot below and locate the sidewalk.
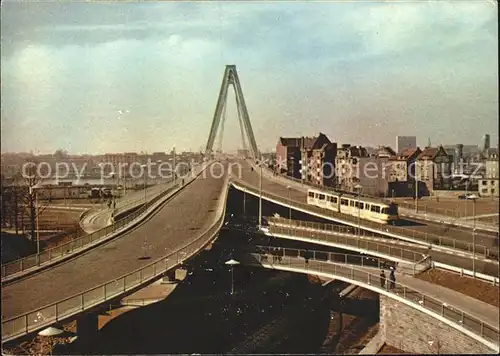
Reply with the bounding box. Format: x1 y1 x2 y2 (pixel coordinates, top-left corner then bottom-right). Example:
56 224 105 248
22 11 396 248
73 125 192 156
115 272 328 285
395 272 499 328
80 181 175 233
249 254 499 337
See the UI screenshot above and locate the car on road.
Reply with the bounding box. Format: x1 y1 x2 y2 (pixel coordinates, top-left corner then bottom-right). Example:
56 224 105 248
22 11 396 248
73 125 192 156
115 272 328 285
458 194 475 200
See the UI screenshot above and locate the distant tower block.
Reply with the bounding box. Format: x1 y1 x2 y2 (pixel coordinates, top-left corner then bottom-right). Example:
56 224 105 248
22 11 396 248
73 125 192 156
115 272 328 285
455 143 464 169
205 65 260 160
483 134 491 151
396 136 417 154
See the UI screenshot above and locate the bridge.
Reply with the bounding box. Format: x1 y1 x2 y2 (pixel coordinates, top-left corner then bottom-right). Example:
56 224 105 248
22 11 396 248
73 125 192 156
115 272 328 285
2 65 499 353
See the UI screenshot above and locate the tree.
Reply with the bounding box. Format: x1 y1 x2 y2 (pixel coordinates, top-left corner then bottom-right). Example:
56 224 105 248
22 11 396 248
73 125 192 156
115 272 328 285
13 162 49 242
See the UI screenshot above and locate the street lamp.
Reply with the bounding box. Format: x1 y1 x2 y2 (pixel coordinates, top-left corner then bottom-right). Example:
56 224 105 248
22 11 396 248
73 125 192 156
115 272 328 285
258 160 263 230
466 194 478 277
156 160 162 185
415 163 419 213
464 180 470 223
172 146 176 185
38 326 63 355
225 259 240 295
287 186 292 222
355 184 363 243
30 186 41 264
141 164 148 205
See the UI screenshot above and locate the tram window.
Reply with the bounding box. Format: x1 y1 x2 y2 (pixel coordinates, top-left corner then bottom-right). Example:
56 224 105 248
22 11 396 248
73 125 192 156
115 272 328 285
315 193 319 198
319 194 326 200
333 197 338 203
365 204 370 210
350 200 354 207
375 206 381 213
308 191 314 198
359 203 364 209
341 199 348 205
381 207 388 214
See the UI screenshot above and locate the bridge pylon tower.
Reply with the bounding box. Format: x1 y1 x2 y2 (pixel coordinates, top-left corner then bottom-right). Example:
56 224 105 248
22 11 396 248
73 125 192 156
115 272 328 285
205 65 260 160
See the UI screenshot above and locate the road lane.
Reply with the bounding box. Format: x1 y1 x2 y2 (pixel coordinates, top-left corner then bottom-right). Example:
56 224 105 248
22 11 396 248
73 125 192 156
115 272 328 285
2 163 227 319
236 161 499 254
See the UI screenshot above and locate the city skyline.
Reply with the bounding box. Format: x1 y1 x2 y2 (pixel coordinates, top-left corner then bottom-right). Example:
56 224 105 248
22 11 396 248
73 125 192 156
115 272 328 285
1 1 498 155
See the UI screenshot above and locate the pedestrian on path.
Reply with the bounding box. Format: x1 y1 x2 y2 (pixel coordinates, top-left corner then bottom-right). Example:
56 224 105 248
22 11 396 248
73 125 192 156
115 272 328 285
389 269 396 289
380 270 386 289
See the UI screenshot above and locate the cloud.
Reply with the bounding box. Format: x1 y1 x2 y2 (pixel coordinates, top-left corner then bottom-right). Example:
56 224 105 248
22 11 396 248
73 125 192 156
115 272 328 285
1 1 498 154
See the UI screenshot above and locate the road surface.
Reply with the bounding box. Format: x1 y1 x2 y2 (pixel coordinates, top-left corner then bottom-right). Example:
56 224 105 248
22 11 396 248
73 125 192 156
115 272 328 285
236 161 499 252
2 163 227 320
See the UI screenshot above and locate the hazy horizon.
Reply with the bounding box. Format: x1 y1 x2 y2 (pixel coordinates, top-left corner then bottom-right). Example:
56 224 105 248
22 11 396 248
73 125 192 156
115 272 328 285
1 1 498 155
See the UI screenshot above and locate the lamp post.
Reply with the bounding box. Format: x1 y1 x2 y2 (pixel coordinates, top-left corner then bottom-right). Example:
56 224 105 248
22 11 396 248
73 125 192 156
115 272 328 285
464 180 470 223
141 163 148 205
259 160 263 230
157 160 162 185
415 162 419 213
30 186 40 264
466 194 478 277
287 186 292 222
355 184 363 243
122 162 128 198
225 259 240 295
38 326 63 356
172 146 176 185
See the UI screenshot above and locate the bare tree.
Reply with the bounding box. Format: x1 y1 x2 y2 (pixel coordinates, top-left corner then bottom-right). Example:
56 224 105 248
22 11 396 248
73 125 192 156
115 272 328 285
13 162 49 242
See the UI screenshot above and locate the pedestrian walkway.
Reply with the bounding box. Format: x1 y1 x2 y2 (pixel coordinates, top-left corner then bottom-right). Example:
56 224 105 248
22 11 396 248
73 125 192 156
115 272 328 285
242 249 499 351
79 181 175 234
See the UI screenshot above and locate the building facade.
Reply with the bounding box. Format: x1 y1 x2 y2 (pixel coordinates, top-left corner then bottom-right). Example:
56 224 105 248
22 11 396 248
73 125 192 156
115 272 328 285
415 146 452 194
335 145 389 196
396 136 417 154
275 137 302 178
387 147 422 197
300 133 337 187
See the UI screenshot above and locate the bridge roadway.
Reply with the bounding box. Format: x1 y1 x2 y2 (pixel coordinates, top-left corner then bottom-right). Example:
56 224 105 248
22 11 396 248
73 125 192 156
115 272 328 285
241 249 499 352
236 161 499 251
2 163 227 320
265 219 499 277
80 178 177 233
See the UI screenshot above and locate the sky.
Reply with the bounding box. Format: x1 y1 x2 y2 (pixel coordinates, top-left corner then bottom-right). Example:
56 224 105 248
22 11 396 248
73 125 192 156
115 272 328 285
1 1 498 155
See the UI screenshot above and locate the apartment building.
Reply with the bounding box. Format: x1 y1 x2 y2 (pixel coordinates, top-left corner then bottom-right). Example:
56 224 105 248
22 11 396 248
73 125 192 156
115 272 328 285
300 133 337 187
387 147 422 197
415 146 452 194
478 152 499 198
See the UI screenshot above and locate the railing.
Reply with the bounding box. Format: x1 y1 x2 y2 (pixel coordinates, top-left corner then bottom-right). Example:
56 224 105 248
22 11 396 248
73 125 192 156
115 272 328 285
1 176 229 343
266 218 429 272
231 179 497 260
251 161 500 229
397 200 499 221
246 250 499 348
1 163 211 281
251 245 428 276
